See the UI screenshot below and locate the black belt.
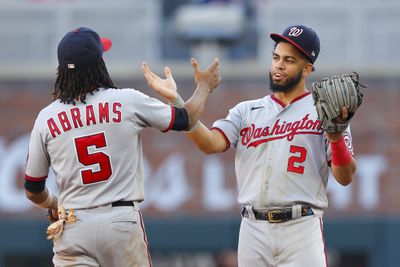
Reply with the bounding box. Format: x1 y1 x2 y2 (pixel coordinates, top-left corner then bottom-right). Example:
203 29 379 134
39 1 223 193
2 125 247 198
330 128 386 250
242 206 314 223
111 201 135 207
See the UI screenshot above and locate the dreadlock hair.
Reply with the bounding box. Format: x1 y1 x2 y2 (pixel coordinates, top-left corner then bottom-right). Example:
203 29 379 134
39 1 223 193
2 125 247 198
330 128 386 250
53 58 116 105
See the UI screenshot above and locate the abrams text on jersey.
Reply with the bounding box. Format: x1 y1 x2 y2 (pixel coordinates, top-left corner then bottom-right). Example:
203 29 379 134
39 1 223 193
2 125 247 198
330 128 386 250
47 102 122 138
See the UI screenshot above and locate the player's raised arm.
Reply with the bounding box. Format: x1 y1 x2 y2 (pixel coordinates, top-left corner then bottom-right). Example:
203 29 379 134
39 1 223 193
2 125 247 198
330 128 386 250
185 121 228 154
142 63 178 103
185 59 228 153
325 109 357 186
142 58 227 154
183 58 220 128
327 131 357 186
142 58 220 128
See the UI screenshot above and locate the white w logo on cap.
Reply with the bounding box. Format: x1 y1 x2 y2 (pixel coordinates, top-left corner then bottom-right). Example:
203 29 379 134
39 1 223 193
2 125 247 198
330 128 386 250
288 27 303 37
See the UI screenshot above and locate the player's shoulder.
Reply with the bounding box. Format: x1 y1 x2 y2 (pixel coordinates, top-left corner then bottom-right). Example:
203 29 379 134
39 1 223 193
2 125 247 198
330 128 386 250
36 100 62 118
98 87 146 97
94 87 153 104
291 91 315 108
31 100 62 128
300 91 314 102
233 96 270 111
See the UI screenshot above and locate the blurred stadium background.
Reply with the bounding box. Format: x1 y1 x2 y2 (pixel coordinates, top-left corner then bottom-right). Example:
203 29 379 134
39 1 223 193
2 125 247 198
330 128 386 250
0 0 399 266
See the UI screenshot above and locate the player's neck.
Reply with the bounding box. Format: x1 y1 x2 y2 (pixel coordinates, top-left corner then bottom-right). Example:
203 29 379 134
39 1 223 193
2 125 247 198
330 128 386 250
273 85 308 105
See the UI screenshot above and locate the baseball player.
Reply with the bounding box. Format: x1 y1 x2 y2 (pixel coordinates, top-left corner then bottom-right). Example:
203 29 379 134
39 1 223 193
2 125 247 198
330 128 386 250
143 25 357 267
24 27 220 267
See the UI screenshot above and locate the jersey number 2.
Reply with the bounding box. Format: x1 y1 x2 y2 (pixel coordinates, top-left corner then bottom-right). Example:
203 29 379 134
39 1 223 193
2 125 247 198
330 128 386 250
74 132 112 184
287 145 307 174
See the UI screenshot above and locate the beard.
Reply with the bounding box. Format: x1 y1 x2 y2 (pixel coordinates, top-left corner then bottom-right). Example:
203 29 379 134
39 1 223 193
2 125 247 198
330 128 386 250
269 70 303 93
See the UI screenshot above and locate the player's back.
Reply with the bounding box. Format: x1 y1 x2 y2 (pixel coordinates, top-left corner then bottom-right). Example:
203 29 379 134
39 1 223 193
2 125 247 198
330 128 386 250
30 88 172 209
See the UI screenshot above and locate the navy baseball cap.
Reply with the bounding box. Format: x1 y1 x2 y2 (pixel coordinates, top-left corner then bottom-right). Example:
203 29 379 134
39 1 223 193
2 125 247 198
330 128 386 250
270 25 320 64
57 27 112 70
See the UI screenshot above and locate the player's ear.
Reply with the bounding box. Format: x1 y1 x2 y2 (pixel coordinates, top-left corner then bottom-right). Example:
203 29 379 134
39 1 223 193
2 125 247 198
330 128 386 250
303 62 313 75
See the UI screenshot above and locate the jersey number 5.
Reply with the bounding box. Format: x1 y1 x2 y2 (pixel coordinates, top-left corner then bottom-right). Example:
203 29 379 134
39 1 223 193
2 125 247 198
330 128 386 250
74 132 112 184
287 145 307 174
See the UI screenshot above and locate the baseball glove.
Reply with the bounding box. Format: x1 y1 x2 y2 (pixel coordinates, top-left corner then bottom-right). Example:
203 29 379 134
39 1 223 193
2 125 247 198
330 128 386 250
47 209 58 223
311 72 364 133
46 207 76 240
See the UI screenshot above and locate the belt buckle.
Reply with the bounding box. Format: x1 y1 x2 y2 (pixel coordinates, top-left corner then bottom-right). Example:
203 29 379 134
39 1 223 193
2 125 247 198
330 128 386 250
267 209 283 223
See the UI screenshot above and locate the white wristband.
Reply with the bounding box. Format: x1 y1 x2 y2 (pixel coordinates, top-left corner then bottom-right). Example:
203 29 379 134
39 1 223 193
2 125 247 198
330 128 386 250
171 94 185 108
37 192 56 209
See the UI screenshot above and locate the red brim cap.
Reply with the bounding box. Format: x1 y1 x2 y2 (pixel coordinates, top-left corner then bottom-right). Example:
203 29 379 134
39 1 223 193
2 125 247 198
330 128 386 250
270 33 311 60
100 37 112 52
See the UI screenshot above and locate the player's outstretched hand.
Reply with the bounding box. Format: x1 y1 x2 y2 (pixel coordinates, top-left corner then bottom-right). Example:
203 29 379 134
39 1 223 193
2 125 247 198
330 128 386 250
191 57 221 93
142 62 177 103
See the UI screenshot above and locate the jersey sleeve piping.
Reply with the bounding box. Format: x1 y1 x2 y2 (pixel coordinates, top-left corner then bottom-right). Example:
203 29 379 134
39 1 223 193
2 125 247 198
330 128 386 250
290 91 311 104
210 127 230 152
162 105 175 133
25 174 48 182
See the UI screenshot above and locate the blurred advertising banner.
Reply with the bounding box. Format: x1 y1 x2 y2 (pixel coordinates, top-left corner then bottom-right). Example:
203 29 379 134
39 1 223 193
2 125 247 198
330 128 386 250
0 80 395 219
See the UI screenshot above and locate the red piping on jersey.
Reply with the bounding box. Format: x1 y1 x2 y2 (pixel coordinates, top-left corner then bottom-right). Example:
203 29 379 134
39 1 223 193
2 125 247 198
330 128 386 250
270 91 311 108
210 127 230 151
138 210 153 267
292 91 311 102
25 174 47 182
319 217 329 267
162 106 175 133
270 94 286 108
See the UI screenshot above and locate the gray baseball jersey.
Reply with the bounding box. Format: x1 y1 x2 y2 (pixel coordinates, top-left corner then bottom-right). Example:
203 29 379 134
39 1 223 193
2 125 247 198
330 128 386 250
212 92 353 209
25 88 173 209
